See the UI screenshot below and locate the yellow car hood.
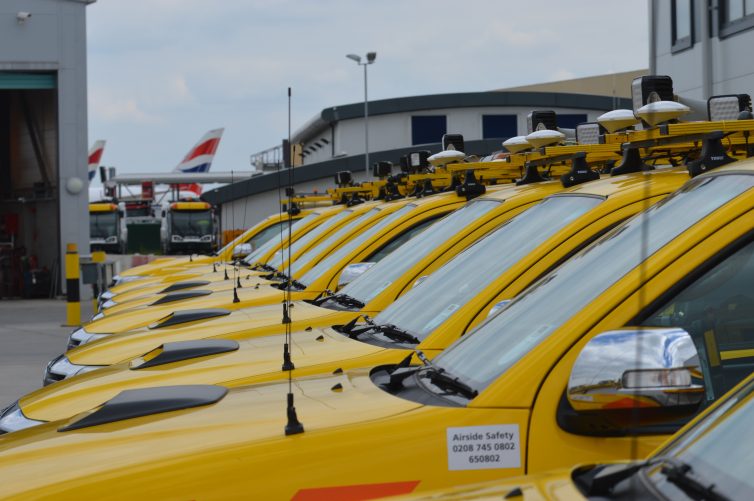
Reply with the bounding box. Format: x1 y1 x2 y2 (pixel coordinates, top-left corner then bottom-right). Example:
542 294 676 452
69 300 348 365
83 284 301 335
108 263 217 295
23 326 388 422
0 370 427 499
116 255 208 277
392 468 581 500
105 272 271 314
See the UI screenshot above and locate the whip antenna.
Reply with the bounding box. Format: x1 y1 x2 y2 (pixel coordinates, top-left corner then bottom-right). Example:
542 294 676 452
231 170 240 303
283 86 303 435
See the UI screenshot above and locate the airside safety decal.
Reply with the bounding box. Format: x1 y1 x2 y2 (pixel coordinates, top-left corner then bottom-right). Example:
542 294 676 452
446 424 521 470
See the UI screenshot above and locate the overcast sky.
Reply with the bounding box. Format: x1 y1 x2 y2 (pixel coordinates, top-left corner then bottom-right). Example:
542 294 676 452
86 0 648 178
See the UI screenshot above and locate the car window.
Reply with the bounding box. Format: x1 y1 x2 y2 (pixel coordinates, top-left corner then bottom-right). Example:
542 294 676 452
641 238 754 404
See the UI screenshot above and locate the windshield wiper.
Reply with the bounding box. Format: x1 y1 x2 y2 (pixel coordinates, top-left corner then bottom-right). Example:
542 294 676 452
332 294 364 309
659 457 728 501
379 324 421 345
580 456 727 500
416 350 478 399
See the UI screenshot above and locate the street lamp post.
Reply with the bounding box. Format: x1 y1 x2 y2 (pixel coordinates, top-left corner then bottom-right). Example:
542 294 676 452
346 52 376 178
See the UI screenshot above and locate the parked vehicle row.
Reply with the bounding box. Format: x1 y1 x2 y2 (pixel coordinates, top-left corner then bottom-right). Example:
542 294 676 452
3 76 754 500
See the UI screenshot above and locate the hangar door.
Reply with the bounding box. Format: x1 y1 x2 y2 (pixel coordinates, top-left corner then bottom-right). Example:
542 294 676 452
0 72 59 298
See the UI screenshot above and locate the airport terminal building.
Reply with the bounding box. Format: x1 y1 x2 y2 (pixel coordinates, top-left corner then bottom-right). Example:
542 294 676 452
204 72 641 230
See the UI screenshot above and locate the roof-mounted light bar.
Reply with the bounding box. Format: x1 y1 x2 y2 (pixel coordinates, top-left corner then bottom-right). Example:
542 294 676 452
442 133 465 152
631 75 675 115
708 94 753 121
527 110 558 134
575 122 604 145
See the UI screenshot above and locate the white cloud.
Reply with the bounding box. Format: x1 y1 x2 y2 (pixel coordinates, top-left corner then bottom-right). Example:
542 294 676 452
86 0 649 173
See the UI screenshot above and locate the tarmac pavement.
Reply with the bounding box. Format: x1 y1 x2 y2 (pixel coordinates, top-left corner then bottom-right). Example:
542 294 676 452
0 299 93 407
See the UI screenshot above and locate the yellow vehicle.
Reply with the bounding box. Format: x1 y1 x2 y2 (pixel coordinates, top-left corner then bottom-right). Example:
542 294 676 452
36 178 560 390
1 159 753 498
89 202 126 254
24 167 686 431
104 205 334 294
393 350 754 500
99 203 361 310
65 192 470 344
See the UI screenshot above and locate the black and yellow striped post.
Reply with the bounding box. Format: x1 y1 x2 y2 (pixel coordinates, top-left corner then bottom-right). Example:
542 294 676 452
64 243 81 327
91 250 106 311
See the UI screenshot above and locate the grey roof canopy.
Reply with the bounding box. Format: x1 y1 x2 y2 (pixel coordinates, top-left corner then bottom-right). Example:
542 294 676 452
293 91 631 143
203 91 630 206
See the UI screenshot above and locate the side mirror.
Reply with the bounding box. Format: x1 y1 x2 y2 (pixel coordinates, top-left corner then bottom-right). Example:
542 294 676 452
337 262 375 288
412 275 428 289
232 243 252 259
486 299 511 318
563 328 705 435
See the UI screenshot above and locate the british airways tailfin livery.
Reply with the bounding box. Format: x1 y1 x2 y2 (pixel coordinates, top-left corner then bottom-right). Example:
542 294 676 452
172 128 224 196
88 140 106 182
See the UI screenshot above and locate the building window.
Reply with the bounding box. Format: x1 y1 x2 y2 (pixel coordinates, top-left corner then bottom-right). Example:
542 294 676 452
671 0 694 53
482 115 517 139
556 114 588 129
411 115 447 145
720 0 754 38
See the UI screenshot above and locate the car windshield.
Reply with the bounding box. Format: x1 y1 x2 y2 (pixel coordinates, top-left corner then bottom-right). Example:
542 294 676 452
242 213 317 264
171 210 212 238
341 200 501 304
267 210 350 269
433 174 754 394
373 195 603 338
298 204 417 287
645 378 754 499
287 207 382 278
90 212 118 239
216 219 289 257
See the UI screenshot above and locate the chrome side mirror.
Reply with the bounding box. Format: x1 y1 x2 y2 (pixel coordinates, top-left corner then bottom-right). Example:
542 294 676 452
337 262 375 288
232 243 252 259
412 275 428 289
486 299 511 318
568 327 704 413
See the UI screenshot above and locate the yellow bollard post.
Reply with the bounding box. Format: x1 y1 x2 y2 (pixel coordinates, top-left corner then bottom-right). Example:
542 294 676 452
64 243 81 327
91 250 106 312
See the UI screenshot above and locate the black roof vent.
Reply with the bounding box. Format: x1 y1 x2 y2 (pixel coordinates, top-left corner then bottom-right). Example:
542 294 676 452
133 339 240 370
149 308 231 329
159 281 212 294
58 385 228 432
149 290 212 306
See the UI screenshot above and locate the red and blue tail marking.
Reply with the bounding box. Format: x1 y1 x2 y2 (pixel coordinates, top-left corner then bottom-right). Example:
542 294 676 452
88 140 106 182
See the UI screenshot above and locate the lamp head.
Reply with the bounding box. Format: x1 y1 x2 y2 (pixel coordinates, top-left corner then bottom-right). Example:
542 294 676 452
346 54 361 63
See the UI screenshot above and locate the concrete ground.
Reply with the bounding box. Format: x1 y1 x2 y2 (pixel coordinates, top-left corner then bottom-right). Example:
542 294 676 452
0 299 93 407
